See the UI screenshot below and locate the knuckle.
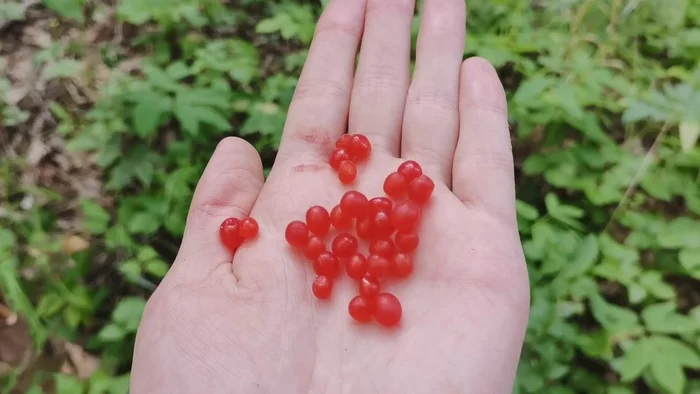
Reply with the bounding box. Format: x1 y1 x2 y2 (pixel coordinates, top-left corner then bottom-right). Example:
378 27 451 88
367 0 415 18
293 77 348 103
407 89 459 112
314 16 361 40
354 64 408 93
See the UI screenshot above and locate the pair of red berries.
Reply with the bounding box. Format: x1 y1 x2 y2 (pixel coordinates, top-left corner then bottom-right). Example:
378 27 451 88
219 217 259 251
330 133 371 185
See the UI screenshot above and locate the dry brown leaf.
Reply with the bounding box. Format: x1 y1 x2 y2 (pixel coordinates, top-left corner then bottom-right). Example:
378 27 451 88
62 235 90 254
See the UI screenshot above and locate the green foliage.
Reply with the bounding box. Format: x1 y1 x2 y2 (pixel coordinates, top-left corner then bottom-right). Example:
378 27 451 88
3 0 700 392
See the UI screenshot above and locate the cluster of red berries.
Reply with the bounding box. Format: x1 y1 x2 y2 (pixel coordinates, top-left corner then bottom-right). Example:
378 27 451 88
219 216 259 252
329 134 371 184
285 133 434 327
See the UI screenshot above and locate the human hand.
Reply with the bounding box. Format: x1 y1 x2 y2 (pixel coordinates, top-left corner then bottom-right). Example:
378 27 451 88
131 0 530 392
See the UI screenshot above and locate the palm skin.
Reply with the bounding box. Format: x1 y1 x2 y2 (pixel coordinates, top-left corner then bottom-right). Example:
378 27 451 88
131 0 530 393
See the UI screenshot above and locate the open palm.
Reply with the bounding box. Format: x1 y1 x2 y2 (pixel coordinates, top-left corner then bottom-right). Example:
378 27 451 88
131 0 530 392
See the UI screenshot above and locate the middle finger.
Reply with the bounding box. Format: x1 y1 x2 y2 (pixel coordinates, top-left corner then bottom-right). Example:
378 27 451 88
348 0 416 156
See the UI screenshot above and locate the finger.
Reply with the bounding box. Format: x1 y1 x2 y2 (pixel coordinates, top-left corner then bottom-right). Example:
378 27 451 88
401 0 465 185
276 0 367 163
452 57 516 222
171 137 264 282
348 0 415 156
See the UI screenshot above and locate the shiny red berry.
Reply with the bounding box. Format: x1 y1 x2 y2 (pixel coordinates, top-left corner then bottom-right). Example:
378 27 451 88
306 206 330 236
392 253 413 278
394 232 419 252
348 134 371 160
356 217 374 240
391 201 421 232
346 254 367 280
371 210 393 239
285 221 309 247
348 296 375 322
369 197 393 214
239 217 259 239
332 233 358 258
220 218 244 251
367 254 391 277
312 275 333 299
330 148 351 169
383 172 407 198
336 134 352 149
397 160 423 182
338 160 357 184
330 205 352 230
359 275 381 298
340 190 369 218
369 239 395 258
374 293 402 327
314 251 340 277
408 175 435 204
304 235 326 260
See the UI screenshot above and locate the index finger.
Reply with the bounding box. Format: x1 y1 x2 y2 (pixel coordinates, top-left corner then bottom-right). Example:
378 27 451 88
276 0 367 164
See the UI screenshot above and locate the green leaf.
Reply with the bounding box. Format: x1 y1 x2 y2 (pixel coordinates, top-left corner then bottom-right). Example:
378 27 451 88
112 297 146 331
618 338 651 381
642 302 699 334
650 353 685 394
81 200 110 234
128 212 160 234
36 293 65 316
55 374 86 394
658 218 700 249
97 323 125 342
0 228 17 250
562 235 599 278
679 121 700 153
637 271 675 300
679 248 700 279
42 0 85 22
144 260 169 278
44 59 83 79
589 294 642 337
648 336 700 368
130 93 171 137
516 200 540 221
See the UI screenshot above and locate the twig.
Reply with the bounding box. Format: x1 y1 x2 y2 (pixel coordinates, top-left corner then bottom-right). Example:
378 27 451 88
604 123 670 232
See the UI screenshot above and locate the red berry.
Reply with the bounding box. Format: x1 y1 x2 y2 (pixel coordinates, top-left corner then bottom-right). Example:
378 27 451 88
369 197 393 214
356 217 374 240
220 218 244 251
306 206 330 236
336 134 352 149
348 134 371 160
371 210 393 239
312 275 333 299
285 221 309 247
330 205 352 230
346 254 367 280
367 254 391 277
338 160 357 184
314 251 340 277
383 172 408 198
369 239 395 258
397 160 423 182
374 293 402 327
332 233 358 258
359 275 381 298
330 148 351 169
395 232 419 253
348 296 375 322
239 217 259 239
392 253 413 278
391 201 421 232
304 235 326 260
408 175 435 204
340 190 370 219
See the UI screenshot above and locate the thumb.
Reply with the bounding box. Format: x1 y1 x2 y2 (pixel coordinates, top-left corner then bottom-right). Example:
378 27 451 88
169 137 264 283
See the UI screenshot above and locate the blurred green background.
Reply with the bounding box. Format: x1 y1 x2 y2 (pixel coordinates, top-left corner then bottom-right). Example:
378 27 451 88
1 0 699 392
